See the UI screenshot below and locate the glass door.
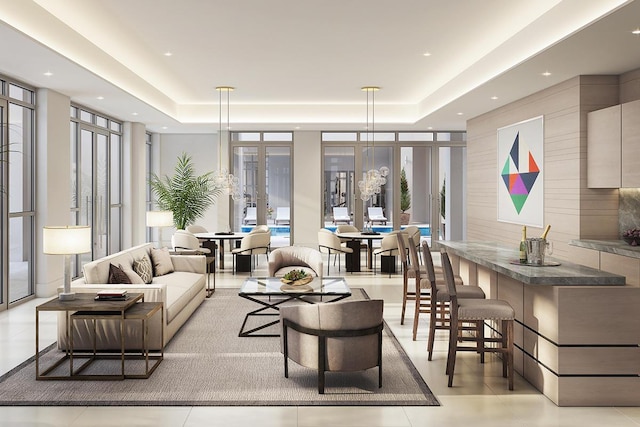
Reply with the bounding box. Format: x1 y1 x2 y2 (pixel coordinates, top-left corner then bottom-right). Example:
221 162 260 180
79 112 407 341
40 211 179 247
76 126 109 268
399 146 433 242
232 143 292 245
323 146 355 228
0 99 6 309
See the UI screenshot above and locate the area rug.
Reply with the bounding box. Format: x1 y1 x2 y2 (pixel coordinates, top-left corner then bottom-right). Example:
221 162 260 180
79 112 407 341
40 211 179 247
0 288 439 406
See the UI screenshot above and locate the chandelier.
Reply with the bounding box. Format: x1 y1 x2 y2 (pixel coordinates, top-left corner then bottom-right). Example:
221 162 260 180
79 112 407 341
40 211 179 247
358 86 389 201
214 86 242 201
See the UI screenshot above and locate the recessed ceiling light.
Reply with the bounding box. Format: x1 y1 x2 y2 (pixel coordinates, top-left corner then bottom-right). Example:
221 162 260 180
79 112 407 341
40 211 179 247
96 96 104 100
427 126 433 130
43 71 53 76
423 52 432 57
164 51 173 57
161 126 168 130
632 28 640 35
542 71 552 77
132 112 139 116
491 96 498 100
457 112 464 116
294 126 301 130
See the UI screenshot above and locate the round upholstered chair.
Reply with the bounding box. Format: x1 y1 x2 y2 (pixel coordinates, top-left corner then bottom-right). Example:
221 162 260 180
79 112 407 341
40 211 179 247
268 246 324 278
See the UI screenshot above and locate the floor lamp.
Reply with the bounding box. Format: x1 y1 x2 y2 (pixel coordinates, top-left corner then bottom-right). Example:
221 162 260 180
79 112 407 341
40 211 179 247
146 210 174 247
42 225 92 301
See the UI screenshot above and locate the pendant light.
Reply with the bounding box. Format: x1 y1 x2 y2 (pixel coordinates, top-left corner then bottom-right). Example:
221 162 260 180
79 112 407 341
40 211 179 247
358 86 388 201
214 86 242 201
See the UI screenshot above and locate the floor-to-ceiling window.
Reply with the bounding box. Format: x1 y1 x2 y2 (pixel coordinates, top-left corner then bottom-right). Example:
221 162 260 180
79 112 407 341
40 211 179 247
322 131 466 242
322 132 394 230
70 105 123 276
231 132 292 245
0 78 36 310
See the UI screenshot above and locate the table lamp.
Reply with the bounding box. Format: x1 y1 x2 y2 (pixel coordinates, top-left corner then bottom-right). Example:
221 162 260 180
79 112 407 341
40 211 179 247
43 225 92 301
146 210 174 247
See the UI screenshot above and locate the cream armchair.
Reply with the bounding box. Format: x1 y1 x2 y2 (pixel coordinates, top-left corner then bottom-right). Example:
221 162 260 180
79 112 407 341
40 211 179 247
280 299 384 394
317 229 352 275
232 227 271 274
268 246 323 278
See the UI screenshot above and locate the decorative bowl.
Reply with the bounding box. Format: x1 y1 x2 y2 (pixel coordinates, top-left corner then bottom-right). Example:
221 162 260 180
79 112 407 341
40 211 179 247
280 276 313 286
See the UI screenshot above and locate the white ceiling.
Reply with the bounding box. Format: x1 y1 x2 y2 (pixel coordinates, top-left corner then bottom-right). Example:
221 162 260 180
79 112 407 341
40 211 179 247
0 0 638 133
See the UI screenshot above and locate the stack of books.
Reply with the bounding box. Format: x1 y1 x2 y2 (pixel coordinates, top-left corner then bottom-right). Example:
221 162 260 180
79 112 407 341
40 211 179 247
95 290 129 301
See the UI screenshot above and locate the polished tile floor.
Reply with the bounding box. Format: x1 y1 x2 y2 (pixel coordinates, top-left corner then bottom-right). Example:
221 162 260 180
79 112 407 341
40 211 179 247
1 253 639 426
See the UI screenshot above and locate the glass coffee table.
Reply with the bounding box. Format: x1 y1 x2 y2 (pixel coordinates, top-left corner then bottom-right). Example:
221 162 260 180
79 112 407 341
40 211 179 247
238 276 351 337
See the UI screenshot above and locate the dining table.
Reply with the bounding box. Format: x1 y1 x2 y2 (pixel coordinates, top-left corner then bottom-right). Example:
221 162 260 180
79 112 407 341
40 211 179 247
334 231 388 271
193 232 249 270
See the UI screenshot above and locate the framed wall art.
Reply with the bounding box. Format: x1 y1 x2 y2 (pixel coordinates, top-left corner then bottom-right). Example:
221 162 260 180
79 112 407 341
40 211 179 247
497 116 544 227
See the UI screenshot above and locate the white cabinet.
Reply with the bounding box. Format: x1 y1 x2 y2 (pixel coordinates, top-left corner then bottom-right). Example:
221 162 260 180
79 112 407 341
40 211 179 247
587 100 640 188
587 104 621 188
622 99 640 187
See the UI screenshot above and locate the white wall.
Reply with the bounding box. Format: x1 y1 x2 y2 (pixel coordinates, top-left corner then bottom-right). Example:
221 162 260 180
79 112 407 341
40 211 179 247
35 89 71 297
293 131 322 248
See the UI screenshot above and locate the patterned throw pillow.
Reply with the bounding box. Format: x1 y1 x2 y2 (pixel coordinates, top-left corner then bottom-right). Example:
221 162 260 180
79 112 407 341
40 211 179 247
133 254 153 284
107 263 132 284
150 247 175 276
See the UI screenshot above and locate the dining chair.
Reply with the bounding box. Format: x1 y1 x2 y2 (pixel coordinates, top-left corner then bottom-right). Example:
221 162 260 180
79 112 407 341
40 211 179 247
372 231 402 276
231 228 271 275
441 250 515 390
317 229 352 275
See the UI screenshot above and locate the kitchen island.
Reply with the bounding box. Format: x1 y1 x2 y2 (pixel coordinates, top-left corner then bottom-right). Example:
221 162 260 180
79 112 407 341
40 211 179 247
438 241 640 406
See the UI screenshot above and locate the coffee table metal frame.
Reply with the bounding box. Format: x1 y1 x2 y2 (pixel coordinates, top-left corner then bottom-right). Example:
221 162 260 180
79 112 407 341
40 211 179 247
238 277 351 337
35 293 163 380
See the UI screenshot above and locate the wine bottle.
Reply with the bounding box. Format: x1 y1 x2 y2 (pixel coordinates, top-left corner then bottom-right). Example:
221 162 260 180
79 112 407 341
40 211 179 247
519 226 528 263
541 224 551 240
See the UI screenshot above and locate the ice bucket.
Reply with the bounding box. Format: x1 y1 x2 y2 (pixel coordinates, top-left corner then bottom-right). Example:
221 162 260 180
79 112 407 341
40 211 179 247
525 238 548 265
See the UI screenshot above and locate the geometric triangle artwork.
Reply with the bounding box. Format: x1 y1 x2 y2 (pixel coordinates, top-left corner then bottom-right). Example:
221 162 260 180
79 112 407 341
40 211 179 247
500 131 540 214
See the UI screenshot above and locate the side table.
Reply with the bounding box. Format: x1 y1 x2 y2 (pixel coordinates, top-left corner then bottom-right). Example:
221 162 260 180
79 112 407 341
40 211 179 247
35 293 163 380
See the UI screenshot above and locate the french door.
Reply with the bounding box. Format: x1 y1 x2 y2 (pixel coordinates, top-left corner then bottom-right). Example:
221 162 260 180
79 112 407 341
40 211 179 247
73 126 110 270
231 143 292 239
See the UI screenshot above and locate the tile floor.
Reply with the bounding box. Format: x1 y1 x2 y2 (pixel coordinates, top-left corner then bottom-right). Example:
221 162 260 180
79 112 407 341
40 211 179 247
1 253 639 426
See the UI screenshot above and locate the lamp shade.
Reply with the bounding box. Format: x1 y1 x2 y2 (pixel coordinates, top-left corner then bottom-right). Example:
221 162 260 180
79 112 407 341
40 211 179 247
42 226 92 255
146 210 174 227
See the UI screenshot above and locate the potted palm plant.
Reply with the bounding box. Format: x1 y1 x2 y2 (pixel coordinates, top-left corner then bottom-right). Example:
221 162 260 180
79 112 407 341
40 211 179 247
149 152 221 230
400 168 411 225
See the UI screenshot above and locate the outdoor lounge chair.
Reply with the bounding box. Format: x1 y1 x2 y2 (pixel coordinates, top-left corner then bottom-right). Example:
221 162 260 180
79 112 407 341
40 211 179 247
332 207 351 224
367 207 387 225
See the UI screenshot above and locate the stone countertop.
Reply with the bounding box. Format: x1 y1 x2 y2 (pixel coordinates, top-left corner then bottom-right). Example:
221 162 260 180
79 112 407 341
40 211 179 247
437 241 626 286
569 239 640 259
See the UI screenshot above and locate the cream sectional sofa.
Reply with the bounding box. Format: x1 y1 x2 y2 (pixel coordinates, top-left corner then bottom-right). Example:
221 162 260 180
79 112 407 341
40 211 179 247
57 242 206 351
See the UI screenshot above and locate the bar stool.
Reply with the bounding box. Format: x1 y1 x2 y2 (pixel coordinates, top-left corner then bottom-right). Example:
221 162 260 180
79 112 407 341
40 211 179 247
441 250 515 390
408 237 476 343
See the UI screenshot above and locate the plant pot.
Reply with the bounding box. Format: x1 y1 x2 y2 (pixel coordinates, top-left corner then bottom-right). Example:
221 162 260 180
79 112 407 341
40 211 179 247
399 212 410 225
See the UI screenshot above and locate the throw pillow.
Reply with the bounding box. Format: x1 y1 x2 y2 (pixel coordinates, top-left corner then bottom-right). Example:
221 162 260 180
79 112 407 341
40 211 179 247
150 247 174 276
107 263 132 285
122 266 145 284
133 254 153 284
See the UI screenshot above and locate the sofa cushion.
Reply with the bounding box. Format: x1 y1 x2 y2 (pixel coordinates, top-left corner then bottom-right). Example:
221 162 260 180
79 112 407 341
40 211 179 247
151 247 174 276
133 254 154 284
152 271 205 323
108 263 132 284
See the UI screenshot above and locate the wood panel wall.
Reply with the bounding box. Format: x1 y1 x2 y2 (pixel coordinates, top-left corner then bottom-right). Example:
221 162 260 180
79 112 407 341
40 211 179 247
466 76 621 260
